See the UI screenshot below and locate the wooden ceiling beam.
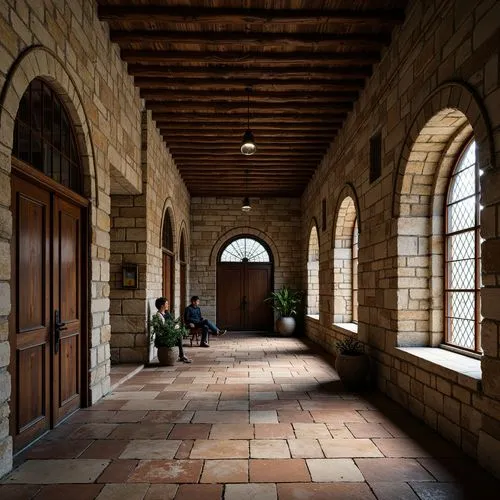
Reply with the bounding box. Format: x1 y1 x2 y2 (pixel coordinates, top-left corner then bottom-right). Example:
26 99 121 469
111 30 389 48
153 113 345 123
161 131 334 138
165 139 330 145
141 89 358 102
128 65 372 80
121 49 380 66
148 102 351 113
158 123 341 131
98 6 405 26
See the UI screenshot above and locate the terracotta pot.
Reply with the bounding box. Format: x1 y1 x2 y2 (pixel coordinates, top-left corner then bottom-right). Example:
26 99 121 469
276 316 296 336
157 346 176 366
335 352 370 390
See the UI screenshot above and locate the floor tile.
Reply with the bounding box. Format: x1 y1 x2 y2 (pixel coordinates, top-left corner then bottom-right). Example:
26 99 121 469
277 410 313 423
345 422 393 438
209 423 254 440
5 459 109 484
121 400 188 411
200 459 248 483
108 423 173 440
80 440 129 459
143 410 194 424
250 439 290 458
217 400 249 410
373 438 432 457
97 460 138 483
306 458 364 482
287 439 323 458
192 411 249 424
292 423 331 438
355 458 435 482
174 484 223 500
225 483 277 500
69 424 118 439
409 482 466 500
319 438 383 458
190 439 249 459
33 484 104 500
120 440 182 459
250 411 278 423
24 439 92 459
175 440 195 459
144 484 178 499
249 459 310 482
0 485 41 499
276 482 376 499
168 423 211 439
96 483 149 500
254 423 294 439
369 482 419 500
128 459 203 483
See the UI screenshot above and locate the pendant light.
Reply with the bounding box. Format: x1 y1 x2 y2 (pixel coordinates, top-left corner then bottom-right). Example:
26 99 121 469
241 169 252 212
240 88 257 155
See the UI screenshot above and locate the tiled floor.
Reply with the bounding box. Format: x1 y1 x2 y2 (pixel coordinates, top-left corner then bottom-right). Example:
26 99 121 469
2 333 499 499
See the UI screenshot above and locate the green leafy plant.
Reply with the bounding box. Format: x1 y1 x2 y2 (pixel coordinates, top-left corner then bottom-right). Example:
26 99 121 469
150 315 188 348
335 332 364 356
264 286 303 317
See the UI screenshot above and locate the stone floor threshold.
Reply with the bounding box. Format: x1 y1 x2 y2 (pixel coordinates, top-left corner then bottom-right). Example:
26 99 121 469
1 332 499 500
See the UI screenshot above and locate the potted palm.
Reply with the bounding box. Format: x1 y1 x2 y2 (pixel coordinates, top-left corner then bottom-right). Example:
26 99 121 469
150 315 188 366
335 332 370 390
265 286 303 336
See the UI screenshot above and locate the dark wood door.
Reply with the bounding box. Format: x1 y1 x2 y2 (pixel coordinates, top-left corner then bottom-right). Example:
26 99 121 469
11 176 51 451
162 252 174 306
217 263 272 330
180 262 187 317
52 196 82 424
11 172 83 450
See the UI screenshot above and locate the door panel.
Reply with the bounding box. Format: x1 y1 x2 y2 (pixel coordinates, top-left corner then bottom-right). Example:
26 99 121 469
162 252 174 306
180 263 187 317
217 262 272 330
217 265 244 329
11 177 51 451
53 196 81 423
246 266 273 330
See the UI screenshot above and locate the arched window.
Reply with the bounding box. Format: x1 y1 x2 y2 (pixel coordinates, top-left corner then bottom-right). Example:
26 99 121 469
220 237 271 263
13 78 82 193
307 225 320 317
445 140 481 353
333 196 358 324
352 218 359 324
162 211 175 307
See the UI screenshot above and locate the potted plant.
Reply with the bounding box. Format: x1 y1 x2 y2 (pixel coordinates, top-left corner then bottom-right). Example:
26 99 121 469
265 286 303 336
335 332 370 390
150 315 188 366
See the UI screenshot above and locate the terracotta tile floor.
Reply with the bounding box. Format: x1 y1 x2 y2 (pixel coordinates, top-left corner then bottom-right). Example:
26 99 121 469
2 333 500 499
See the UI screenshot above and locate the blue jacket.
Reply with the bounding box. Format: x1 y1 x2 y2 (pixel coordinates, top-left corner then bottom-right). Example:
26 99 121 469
184 305 203 324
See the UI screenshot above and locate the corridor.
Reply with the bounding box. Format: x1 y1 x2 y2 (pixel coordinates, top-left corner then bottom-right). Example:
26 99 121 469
1 333 498 499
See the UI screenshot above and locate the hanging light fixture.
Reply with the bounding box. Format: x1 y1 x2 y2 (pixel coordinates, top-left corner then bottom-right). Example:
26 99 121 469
242 169 252 212
240 87 257 155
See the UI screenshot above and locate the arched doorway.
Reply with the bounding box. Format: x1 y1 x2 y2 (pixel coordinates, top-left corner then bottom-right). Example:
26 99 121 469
179 231 187 317
162 210 175 308
217 236 273 330
10 78 88 451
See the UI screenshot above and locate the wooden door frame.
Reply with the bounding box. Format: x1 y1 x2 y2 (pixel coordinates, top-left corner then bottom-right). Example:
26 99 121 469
9 159 90 450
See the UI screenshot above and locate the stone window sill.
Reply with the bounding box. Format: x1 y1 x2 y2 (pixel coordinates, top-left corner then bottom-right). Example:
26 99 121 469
306 314 320 321
332 322 358 334
396 346 481 391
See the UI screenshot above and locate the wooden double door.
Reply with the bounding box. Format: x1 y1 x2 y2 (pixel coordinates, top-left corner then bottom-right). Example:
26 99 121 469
217 262 273 331
10 169 86 451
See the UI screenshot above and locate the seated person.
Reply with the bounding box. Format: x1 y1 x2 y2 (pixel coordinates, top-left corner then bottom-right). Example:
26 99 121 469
155 297 191 363
184 295 226 347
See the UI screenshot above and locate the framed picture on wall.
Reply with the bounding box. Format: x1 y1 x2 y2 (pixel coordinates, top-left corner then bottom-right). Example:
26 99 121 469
122 264 138 289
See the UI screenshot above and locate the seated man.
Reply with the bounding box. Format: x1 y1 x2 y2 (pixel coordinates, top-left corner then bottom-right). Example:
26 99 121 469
155 297 191 363
184 295 226 348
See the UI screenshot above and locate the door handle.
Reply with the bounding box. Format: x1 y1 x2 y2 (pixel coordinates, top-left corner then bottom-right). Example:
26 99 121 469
54 309 67 354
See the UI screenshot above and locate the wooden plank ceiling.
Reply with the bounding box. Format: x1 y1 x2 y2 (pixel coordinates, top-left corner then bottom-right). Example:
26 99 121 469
98 1 408 198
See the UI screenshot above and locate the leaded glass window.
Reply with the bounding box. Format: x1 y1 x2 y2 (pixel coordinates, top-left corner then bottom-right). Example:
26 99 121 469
162 212 173 252
352 218 359 324
445 140 481 353
220 237 270 263
13 78 82 193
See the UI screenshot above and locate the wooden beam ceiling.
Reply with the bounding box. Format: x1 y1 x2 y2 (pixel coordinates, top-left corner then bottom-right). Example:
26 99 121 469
98 1 408 197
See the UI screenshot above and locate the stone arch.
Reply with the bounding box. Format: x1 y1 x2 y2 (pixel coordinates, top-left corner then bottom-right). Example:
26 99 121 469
159 198 177 254
307 218 320 317
0 45 98 205
332 185 360 324
178 220 189 262
393 81 495 218
392 81 492 347
209 226 280 267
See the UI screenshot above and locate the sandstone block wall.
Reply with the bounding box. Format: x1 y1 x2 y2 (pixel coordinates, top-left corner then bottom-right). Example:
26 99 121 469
190 197 302 324
302 0 500 478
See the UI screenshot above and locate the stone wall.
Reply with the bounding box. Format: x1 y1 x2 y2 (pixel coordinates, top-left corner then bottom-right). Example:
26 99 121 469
190 197 302 324
109 111 190 363
0 0 143 475
302 0 500 478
